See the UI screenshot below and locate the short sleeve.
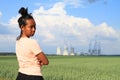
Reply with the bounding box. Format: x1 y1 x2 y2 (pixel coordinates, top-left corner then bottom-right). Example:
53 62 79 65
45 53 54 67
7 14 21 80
30 40 42 55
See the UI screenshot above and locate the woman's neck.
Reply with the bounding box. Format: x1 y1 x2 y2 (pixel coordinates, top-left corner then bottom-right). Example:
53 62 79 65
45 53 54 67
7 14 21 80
21 34 29 38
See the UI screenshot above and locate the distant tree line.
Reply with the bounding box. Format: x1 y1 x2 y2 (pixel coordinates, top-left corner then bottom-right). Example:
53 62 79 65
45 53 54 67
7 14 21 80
0 52 16 56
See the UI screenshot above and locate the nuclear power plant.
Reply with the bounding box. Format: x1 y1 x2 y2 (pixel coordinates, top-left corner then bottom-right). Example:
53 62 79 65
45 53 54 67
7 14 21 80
88 39 101 55
56 47 61 55
56 45 75 56
56 39 101 56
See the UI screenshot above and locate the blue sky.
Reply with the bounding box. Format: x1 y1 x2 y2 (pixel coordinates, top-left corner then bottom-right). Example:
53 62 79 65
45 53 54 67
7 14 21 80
0 0 120 55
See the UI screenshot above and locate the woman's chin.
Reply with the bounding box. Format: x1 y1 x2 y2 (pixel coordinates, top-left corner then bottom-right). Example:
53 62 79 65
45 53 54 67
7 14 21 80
31 33 35 36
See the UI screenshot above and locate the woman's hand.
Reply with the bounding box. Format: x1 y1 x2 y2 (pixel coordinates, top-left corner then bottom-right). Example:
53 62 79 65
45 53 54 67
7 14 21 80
36 52 49 65
38 60 43 66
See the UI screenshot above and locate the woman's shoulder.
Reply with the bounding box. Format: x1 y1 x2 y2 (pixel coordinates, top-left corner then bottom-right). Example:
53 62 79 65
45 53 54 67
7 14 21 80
18 37 38 43
29 38 37 42
28 38 39 44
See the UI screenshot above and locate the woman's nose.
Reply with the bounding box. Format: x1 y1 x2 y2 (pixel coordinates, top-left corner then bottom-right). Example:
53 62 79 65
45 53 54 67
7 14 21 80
32 27 36 31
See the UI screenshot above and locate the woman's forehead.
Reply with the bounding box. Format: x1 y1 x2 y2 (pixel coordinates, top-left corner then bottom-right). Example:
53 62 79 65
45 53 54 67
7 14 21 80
26 19 36 25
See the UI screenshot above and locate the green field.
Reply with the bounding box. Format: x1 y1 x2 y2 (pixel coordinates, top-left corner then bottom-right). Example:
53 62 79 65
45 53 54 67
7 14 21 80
0 55 120 80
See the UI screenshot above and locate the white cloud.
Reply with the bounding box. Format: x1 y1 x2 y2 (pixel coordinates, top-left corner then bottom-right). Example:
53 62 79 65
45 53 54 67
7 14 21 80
0 34 16 52
64 0 83 8
94 23 119 41
0 14 19 52
34 2 66 16
9 15 20 27
0 11 2 17
32 2 119 46
0 12 2 18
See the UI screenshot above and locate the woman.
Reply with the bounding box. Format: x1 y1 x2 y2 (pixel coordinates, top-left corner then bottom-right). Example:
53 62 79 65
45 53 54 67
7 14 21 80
16 7 49 80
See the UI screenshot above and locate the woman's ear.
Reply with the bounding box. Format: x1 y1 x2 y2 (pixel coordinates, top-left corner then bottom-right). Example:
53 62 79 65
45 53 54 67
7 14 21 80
21 25 24 31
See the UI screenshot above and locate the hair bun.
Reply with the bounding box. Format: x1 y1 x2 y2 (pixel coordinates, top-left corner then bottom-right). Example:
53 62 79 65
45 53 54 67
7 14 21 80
19 7 28 16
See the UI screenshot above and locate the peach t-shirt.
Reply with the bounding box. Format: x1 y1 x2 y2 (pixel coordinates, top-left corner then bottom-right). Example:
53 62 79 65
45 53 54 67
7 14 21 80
16 37 42 76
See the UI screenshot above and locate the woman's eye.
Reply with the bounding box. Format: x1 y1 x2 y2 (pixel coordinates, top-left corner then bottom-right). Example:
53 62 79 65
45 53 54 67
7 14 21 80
30 26 36 29
29 26 33 28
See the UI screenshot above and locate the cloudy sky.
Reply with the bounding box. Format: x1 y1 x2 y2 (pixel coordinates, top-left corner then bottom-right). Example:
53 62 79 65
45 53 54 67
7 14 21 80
0 0 120 55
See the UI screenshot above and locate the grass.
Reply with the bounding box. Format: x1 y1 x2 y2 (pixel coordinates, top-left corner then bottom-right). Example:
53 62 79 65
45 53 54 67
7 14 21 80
0 56 18 80
0 55 120 80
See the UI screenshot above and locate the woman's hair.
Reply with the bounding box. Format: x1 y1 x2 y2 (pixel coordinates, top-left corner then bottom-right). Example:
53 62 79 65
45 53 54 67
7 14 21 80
17 7 34 40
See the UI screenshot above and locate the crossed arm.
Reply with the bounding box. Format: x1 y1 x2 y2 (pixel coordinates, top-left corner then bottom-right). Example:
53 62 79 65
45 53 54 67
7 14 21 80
36 52 49 66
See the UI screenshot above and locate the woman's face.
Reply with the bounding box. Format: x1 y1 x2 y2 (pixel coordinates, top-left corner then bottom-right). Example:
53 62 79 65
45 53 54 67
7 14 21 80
22 19 36 37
